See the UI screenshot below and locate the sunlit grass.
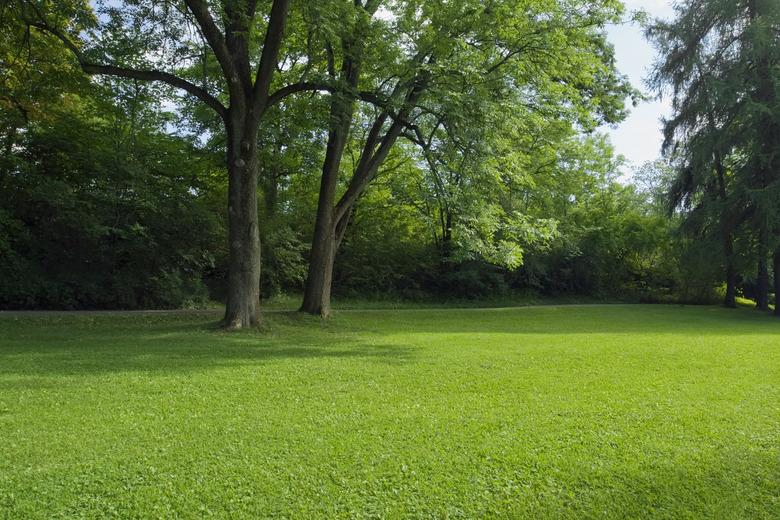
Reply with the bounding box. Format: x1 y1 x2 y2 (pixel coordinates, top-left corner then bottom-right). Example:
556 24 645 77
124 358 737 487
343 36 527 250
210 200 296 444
0 305 778 518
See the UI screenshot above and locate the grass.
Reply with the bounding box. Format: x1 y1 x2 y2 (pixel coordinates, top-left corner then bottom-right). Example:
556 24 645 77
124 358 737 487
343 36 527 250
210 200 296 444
259 292 627 311
0 305 778 518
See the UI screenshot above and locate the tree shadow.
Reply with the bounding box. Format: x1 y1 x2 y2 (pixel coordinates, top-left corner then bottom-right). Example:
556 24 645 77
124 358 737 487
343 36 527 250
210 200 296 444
1 305 776 383
0 313 415 379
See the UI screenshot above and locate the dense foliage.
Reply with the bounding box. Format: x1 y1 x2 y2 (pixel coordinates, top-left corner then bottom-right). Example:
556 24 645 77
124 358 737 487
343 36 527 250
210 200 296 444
0 0 776 311
647 0 780 313
0 89 223 308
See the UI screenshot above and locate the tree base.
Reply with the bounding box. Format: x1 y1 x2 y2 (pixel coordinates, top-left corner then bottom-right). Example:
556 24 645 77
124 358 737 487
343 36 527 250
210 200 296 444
298 303 331 319
221 311 262 331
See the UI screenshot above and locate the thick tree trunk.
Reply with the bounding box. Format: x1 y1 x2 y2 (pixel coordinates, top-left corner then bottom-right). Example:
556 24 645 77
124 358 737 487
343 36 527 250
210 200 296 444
300 109 352 317
300 41 361 318
757 226 770 311
300 150 340 318
302 207 353 317
223 118 262 329
301 217 338 317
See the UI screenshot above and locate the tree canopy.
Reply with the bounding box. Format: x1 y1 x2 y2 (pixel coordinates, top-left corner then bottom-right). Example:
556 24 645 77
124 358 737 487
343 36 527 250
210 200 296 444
0 0 777 318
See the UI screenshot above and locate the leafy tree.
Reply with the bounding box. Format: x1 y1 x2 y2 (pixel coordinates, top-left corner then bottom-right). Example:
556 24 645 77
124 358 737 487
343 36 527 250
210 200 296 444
300 0 635 316
0 79 222 308
648 0 780 313
14 0 340 327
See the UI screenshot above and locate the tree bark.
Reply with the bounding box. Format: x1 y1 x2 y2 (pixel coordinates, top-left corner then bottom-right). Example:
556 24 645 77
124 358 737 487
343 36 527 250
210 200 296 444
301 193 354 317
300 94 356 317
712 148 736 308
300 34 363 317
757 225 770 311
222 113 262 329
301 219 338 317
723 231 737 308
774 247 780 317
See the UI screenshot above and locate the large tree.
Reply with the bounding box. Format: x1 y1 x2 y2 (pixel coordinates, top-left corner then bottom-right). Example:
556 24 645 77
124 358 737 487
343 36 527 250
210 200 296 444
298 0 382 316
300 0 634 317
648 0 780 312
16 0 328 328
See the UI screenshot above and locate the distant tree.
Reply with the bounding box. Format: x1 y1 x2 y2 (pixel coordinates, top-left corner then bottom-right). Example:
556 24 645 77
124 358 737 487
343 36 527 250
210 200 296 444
647 0 780 311
0 82 223 308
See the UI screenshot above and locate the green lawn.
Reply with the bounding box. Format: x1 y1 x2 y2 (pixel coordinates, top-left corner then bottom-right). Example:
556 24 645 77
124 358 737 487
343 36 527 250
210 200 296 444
0 305 778 518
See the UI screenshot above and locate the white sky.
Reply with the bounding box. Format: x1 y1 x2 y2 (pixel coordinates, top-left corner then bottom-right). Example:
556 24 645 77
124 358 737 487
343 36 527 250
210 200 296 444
605 0 676 172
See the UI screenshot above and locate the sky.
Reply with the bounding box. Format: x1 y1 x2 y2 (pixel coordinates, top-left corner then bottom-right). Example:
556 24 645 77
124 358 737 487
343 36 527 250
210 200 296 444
604 0 676 173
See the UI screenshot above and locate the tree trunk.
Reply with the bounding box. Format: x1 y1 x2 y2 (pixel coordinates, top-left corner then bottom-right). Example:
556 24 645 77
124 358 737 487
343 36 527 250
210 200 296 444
724 262 737 308
300 153 339 317
438 210 454 278
723 231 737 308
301 54 428 317
299 105 352 317
301 116 410 317
757 226 770 311
300 160 356 317
713 148 736 308
301 216 338 317
442 211 453 257
774 247 780 317
748 0 775 312
223 117 262 329
757 257 770 310
300 39 361 318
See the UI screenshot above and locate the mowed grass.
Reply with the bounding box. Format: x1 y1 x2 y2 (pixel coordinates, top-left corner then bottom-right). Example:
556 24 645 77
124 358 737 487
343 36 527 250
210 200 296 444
0 305 778 518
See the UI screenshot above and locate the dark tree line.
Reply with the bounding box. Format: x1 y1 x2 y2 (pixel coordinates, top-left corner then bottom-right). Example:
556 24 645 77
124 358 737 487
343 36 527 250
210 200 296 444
648 0 780 316
1 1 777 320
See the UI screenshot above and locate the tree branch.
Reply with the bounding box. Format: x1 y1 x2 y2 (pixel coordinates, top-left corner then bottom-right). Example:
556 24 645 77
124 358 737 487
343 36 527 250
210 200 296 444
266 81 397 113
82 64 227 119
182 0 236 81
266 81 330 107
28 21 227 120
253 0 291 107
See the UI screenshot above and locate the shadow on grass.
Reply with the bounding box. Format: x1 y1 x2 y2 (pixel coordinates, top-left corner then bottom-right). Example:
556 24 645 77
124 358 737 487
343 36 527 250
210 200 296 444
0 305 777 381
4 304 778 336
0 313 415 379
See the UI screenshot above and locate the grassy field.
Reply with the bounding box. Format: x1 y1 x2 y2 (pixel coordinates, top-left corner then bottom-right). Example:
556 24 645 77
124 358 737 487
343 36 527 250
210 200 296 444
0 305 778 518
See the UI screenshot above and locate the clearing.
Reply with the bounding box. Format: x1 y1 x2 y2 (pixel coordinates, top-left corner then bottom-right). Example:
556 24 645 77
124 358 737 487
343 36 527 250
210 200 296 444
0 305 778 518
